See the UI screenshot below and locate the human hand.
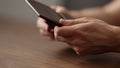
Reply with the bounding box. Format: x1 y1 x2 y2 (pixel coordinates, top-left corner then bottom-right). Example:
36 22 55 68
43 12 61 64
54 17 118 55
50 5 70 16
37 6 71 40
37 18 55 40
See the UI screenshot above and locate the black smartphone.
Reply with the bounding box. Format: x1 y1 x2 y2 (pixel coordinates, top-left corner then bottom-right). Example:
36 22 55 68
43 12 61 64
25 0 73 27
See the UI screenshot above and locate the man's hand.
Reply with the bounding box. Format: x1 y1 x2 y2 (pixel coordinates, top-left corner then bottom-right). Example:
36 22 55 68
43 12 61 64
54 17 118 55
50 6 70 15
37 18 55 40
37 6 71 40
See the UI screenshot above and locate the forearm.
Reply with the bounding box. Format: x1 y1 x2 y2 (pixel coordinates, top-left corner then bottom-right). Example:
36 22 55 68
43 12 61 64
70 8 113 23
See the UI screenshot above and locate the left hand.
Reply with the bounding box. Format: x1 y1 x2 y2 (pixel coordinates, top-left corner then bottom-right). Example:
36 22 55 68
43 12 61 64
50 5 71 16
54 17 117 55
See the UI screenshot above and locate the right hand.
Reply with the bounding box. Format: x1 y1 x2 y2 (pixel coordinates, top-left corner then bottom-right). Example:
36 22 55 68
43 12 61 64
54 17 118 55
37 6 70 40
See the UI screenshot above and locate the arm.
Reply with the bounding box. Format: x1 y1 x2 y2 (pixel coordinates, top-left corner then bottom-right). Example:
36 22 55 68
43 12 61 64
70 0 120 26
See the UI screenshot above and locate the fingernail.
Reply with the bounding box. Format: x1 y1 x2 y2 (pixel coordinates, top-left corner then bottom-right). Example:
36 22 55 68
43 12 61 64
75 51 80 55
73 47 80 55
59 19 64 23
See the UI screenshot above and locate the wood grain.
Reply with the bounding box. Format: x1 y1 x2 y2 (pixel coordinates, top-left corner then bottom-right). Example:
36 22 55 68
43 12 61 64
0 17 120 68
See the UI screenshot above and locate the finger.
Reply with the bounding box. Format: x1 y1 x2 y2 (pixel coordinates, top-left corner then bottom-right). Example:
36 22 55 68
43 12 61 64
37 17 46 24
54 27 76 43
50 5 66 13
55 7 65 13
59 17 90 26
54 26 75 43
59 19 80 26
50 5 57 10
71 46 80 55
39 29 50 36
39 29 54 39
54 26 75 37
54 35 69 42
37 18 49 31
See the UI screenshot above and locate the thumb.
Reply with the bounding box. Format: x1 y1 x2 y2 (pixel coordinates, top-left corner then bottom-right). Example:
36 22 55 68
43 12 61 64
60 17 91 26
59 19 80 26
54 26 75 38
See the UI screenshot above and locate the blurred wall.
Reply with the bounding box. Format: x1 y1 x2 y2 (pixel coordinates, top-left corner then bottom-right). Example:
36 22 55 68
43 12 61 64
0 0 111 22
63 0 111 10
0 0 62 21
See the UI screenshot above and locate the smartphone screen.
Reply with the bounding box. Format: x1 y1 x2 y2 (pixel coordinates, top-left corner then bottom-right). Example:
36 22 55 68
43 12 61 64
25 0 65 26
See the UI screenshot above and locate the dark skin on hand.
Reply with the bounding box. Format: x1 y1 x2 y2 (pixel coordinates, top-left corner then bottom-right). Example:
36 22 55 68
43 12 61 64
37 0 120 55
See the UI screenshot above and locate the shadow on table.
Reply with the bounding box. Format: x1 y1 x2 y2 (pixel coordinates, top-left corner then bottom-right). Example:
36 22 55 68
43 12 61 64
57 47 120 68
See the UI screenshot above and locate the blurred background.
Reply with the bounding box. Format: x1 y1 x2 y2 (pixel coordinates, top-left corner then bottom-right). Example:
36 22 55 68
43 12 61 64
0 0 111 22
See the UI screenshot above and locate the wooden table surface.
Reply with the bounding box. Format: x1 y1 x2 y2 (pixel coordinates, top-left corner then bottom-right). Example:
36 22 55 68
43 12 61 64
0 17 120 68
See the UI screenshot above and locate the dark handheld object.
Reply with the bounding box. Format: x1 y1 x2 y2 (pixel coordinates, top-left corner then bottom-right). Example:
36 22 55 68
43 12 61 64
25 0 73 27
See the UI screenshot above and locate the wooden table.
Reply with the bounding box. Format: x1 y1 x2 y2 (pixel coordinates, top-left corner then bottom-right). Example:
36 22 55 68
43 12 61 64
0 17 120 68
